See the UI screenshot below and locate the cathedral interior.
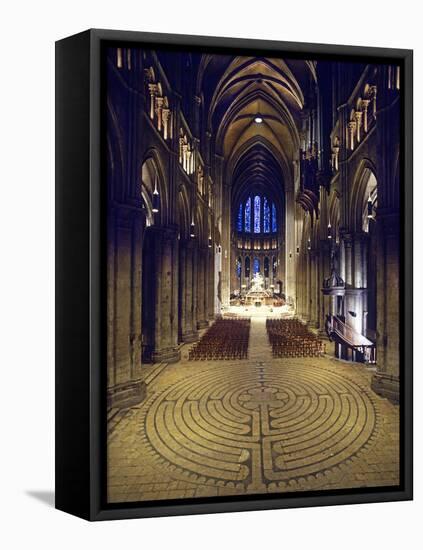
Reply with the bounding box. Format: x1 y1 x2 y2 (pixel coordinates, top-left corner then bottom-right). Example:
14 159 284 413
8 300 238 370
106 46 401 503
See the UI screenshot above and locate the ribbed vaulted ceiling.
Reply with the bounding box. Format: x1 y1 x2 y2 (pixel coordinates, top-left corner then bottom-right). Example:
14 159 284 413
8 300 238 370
197 54 317 215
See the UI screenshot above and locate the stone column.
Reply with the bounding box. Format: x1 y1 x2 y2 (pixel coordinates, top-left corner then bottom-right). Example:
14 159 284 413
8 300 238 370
339 239 346 282
285 165 297 302
302 251 307 321
309 250 319 327
107 209 117 392
130 213 144 380
343 234 353 287
343 233 360 332
207 247 215 321
114 216 133 384
185 242 193 337
230 243 238 294
215 244 222 315
315 251 320 328
371 68 400 402
306 251 312 322
170 233 179 346
151 226 181 363
353 233 364 289
192 245 199 328
353 232 368 337
179 243 187 341
196 247 204 326
318 240 331 335
296 252 303 317
221 180 231 306
203 247 210 323
182 240 198 342
197 247 209 328
107 205 146 408
361 234 368 289
371 210 400 402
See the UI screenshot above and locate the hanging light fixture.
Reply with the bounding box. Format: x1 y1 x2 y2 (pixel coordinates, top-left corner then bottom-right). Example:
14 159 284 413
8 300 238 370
208 236 212 248
307 238 312 251
327 221 332 240
152 175 160 213
190 216 195 238
367 195 373 219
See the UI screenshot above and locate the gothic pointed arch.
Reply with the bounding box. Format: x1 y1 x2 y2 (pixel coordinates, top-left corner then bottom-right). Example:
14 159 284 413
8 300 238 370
350 159 378 233
140 149 169 226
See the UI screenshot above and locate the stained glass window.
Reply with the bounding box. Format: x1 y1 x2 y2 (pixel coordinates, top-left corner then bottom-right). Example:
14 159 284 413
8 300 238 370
245 197 251 232
236 257 242 277
254 195 261 233
272 202 277 232
264 257 269 277
263 197 270 233
237 203 243 231
253 257 260 274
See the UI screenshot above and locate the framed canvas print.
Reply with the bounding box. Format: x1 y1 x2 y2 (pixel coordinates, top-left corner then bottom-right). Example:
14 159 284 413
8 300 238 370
55 29 413 521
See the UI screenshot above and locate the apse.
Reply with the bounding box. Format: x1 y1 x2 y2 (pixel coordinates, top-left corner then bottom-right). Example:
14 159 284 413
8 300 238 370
230 142 285 295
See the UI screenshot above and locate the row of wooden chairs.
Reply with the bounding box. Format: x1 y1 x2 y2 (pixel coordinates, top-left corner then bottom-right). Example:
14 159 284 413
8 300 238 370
266 319 325 358
188 318 251 360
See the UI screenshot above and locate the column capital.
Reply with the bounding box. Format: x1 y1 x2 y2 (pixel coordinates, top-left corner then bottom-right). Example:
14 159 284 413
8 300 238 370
342 233 353 247
318 239 332 252
112 202 146 228
353 230 369 244
377 209 400 235
147 223 179 239
182 237 197 249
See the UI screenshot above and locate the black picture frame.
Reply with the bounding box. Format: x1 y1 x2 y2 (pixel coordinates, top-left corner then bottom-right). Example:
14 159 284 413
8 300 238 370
55 28 413 521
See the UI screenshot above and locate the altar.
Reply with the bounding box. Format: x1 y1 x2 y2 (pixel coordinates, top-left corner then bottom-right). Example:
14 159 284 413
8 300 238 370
240 273 277 306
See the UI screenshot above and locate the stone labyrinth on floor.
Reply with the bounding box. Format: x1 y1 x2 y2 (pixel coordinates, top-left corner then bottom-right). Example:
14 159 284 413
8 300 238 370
141 362 378 493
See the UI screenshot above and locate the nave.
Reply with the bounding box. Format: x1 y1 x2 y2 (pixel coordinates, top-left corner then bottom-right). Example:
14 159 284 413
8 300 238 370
106 47 400 412
105 45 401 502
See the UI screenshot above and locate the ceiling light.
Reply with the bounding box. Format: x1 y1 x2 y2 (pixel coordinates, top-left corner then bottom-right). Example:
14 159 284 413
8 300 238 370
254 116 263 124
367 196 373 219
152 175 160 213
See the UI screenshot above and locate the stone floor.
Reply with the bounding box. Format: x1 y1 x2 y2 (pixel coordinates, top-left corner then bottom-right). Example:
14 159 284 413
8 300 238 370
107 318 400 503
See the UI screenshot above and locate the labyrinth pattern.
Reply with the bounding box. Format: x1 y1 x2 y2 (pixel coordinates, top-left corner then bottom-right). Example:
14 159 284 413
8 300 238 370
108 355 400 503
141 362 378 493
